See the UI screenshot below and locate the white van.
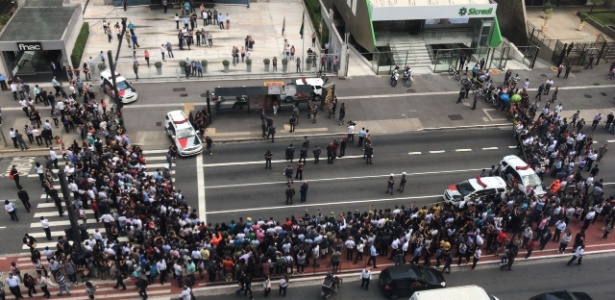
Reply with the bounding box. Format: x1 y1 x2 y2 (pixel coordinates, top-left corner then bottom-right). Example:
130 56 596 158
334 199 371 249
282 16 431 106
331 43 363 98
410 285 499 300
280 78 323 103
500 155 546 196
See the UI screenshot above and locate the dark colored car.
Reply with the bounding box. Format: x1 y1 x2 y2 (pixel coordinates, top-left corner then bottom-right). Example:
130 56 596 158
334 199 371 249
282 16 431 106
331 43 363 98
378 265 446 299
530 291 593 300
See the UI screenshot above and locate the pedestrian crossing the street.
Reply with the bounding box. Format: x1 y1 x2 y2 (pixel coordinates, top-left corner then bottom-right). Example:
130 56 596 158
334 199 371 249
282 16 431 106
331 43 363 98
22 149 175 251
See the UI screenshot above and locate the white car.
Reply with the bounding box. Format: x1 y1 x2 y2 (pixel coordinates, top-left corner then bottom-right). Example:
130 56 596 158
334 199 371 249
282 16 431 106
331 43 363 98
500 155 546 196
443 176 507 207
100 70 138 104
165 110 203 157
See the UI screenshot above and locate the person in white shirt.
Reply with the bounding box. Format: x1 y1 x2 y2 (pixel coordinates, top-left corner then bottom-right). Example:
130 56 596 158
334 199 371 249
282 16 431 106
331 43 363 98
179 286 191 300
347 124 355 142
360 268 372 290
49 148 58 168
567 245 584 265
40 216 52 240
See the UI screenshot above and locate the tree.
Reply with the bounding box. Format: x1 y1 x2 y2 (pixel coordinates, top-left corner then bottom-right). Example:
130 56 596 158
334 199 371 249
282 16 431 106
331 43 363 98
543 2 554 27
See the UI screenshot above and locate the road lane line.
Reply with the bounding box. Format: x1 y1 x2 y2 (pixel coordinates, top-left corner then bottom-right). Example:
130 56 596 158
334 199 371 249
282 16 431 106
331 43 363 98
455 149 472 152
482 147 498 150
608 140 615 143
429 150 445 154
197 154 207 223
206 194 442 215
205 168 486 189
407 152 422 155
508 146 517 149
204 155 364 168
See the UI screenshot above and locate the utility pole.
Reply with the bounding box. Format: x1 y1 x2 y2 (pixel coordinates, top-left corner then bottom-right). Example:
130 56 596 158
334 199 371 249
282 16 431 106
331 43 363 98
58 168 81 246
107 50 124 127
0 108 8 147
116 17 127 69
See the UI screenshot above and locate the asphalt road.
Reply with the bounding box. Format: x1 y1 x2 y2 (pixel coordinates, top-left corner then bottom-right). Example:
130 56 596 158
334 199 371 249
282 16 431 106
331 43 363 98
194 253 615 300
196 128 615 225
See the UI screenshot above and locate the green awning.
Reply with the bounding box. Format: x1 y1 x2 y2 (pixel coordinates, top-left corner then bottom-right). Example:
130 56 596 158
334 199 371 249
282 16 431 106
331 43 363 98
490 15 503 48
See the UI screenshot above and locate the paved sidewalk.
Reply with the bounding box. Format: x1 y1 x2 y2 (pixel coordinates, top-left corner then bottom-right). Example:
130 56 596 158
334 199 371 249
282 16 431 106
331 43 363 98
81 0 323 81
1 214 612 299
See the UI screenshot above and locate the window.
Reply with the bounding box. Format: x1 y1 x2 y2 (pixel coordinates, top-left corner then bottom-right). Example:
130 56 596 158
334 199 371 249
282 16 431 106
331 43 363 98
176 127 196 139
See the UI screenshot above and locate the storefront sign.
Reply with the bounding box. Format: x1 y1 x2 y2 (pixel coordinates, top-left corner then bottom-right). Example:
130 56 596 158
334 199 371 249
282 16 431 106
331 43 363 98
16 42 43 51
458 7 494 17
371 3 497 21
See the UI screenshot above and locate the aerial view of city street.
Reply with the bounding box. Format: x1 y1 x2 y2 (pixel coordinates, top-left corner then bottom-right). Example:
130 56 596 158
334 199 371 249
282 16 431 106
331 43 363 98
0 0 615 299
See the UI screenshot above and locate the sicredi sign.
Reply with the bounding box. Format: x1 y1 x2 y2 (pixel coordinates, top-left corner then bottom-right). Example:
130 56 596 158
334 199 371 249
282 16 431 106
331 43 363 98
371 4 497 21
458 7 493 17
17 42 43 51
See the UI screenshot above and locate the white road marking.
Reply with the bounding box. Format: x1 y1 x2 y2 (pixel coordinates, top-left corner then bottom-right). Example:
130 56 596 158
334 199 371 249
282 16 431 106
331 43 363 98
429 150 445 154
508 146 517 149
206 194 443 215
608 140 615 143
204 155 364 168
455 149 472 152
407 152 422 155
205 168 486 189
482 147 499 150
197 153 207 223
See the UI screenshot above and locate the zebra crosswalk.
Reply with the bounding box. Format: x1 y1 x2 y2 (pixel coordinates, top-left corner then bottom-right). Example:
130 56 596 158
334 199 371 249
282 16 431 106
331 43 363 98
23 149 175 251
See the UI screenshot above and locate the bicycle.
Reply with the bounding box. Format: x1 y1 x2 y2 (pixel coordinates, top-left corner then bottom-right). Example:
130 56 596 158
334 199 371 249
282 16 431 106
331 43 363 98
448 66 461 81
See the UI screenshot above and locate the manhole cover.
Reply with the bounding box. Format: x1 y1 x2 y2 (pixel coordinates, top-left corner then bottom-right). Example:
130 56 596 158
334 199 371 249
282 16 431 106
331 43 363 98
593 83 600 86
540 74 547 77
407 89 415 93
584 94 593 98
449 114 463 120
180 93 188 97
173 87 186 92
155 122 162 127
601 92 607 96
200 93 208 97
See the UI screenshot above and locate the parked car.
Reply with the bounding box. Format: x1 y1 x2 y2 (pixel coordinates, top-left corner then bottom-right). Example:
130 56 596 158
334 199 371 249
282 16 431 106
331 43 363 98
379 265 445 299
165 110 203 157
443 176 507 207
100 70 138 104
529 290 593 300
500 155 546 196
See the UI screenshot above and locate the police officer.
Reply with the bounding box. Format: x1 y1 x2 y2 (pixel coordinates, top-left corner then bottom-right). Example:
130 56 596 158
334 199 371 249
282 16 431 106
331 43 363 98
299 146 308 163
267 125 276 143
285 144 295 162
313 145 321 164
264 150 273 169
289 114 296 133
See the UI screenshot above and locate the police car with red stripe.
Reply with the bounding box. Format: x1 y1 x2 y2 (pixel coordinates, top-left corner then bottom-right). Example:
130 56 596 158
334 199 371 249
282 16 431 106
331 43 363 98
100 70 138 103
443 176 507 207
165 110 203 156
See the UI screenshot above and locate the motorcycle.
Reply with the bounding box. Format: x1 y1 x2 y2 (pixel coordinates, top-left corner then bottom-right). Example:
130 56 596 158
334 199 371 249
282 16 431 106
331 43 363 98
403 69 413 87
316 70 329 84
390 69 399 87
320 273 342 299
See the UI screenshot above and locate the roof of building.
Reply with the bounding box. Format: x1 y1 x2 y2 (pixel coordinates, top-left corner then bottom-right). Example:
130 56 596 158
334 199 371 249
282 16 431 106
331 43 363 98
370 0 494 7
0 0 77 42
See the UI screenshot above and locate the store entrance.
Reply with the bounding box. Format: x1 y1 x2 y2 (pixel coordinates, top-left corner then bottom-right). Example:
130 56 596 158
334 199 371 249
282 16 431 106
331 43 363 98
2 49 62 78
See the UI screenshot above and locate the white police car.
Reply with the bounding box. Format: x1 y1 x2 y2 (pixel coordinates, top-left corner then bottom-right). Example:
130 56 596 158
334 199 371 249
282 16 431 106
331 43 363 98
443 176 507 207
165 110 203 157
100 70 138 104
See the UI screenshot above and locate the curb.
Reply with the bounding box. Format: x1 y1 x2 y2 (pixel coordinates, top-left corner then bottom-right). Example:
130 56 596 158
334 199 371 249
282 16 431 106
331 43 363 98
190 249 615 297
420 123 511 131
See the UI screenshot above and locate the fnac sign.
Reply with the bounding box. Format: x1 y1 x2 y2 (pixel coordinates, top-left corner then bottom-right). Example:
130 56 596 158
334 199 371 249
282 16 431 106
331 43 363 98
17 42 43 51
